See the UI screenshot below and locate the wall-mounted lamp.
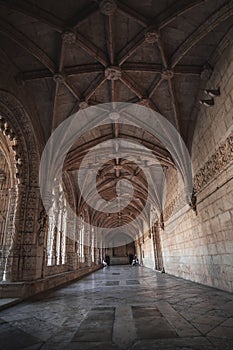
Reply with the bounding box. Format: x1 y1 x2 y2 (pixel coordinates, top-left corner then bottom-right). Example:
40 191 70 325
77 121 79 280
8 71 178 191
204 88 220 97
199 98 214 107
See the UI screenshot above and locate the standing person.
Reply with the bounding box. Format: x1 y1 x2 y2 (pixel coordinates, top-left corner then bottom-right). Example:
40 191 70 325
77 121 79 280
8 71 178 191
105 255 110 266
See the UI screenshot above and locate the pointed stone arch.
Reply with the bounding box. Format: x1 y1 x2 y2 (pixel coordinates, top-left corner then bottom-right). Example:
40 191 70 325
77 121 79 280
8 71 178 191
0 90 41 282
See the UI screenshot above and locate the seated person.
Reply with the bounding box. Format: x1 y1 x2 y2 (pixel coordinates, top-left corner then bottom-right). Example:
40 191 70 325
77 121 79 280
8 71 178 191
132 257 139 266
103 259 108 267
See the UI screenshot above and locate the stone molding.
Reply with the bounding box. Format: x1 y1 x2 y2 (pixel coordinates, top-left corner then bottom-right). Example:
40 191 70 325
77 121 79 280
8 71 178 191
194 132 233 192
163 131 233 221
0 91 41 281
0 90 40 187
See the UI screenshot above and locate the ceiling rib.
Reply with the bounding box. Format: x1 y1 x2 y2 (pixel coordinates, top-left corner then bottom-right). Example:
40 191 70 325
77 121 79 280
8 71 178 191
65 134 173 171
118 0 207 66
65 63 104 76
0 19 56 72
20 69 53 81
51 36 66 130
58 39 66 72
19 63 201 82
156 31 182 131
120 72 145 99
111 80 117 103
118 30 145 66
20 64 104 81
122 62 162 73
105 15 115 65
51 82 60 130
0 0 64 32
117 1 148 27
64 78 81 101
171 0 233 68
76 32 108 67
157 37 168 69
168 78 181 132
157 0 206 29
83 74 107 101
148 77 163 99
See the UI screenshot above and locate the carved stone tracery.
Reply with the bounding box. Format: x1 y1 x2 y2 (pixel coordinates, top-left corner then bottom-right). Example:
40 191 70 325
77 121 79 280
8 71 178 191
0 91 40 281
163 132 233 221
62 30 76 44
145 30 160 44
161 69 174 80
194 132 233 192
99 0 117 16
105 66 122 80
37 207 48 246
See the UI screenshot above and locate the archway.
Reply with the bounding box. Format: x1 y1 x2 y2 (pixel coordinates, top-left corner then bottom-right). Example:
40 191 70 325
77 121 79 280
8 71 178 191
0 90 40 282
0 116 19 281
105 231 135 265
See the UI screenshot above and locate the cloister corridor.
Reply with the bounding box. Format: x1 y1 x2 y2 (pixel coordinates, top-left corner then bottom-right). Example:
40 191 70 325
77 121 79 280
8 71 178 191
0 0 233 349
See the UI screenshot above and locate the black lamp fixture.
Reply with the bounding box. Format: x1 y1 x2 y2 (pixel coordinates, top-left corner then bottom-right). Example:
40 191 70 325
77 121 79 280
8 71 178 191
200 87 220 107
204 88 220 97
199 98 214 107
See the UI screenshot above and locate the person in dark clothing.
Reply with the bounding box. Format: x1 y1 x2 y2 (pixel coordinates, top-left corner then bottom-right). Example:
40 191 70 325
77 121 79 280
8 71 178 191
132 255 139 266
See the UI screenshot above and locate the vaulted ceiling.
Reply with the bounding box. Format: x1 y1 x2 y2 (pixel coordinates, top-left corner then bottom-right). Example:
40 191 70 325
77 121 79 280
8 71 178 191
0 0 233 229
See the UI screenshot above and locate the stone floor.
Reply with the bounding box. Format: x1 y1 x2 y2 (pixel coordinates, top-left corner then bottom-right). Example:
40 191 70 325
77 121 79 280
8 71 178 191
0 266 233 350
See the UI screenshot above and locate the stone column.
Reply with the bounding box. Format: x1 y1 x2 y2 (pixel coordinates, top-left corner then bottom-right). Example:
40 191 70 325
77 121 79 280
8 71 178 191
2 187 18 282
20 186 43 281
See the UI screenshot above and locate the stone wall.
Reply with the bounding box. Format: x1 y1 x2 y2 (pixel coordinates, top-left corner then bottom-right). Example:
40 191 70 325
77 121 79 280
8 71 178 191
160 42 233 292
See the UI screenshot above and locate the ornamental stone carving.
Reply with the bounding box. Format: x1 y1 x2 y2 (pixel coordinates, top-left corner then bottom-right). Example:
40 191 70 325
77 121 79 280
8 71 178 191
53 73 65 84
0 90 40 187
161 69 174 80
194 132 233 192
0 91 40 281
145 30 160 44
0 116 23 184
38 207 48 246
138 98 150 107
201 63 213 81
62 30 76 44
79 101 89 109
105 66 122 80
99 0 117 15
164 133 233 220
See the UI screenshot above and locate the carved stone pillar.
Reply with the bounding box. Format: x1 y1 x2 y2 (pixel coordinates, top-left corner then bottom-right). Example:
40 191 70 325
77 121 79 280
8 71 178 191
66 218 76 271
2 187 18 282
20 186 42 281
